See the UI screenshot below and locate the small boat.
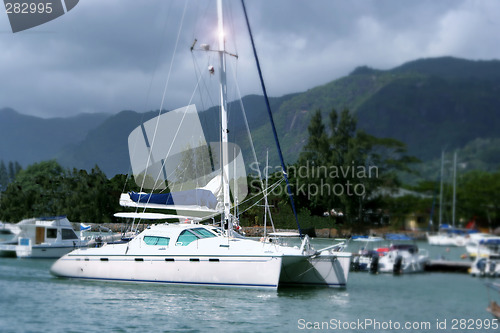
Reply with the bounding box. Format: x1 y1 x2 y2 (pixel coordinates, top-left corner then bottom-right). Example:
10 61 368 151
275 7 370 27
0 216 87 258
350 236 385 273
426 224 477 247
466 233 500 259
377 234 429 274
470 238 500 277
471 256 500 277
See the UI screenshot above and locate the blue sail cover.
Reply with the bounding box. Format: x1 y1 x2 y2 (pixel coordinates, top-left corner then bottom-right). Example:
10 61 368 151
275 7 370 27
129 189 218 210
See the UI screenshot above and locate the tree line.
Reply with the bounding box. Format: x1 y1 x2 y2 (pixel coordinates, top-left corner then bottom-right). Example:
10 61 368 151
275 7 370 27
0 160 22 190
0 160 137 223
238 108 500 232
0 109 498 231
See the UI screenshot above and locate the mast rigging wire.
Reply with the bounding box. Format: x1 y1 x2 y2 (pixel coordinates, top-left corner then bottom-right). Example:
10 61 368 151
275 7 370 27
241 0 303 237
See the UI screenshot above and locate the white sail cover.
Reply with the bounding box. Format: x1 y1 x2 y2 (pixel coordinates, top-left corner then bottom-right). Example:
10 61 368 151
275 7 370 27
124 105 247 217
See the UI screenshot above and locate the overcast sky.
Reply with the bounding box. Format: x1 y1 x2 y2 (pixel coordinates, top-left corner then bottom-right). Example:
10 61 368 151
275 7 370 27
1 0 500 118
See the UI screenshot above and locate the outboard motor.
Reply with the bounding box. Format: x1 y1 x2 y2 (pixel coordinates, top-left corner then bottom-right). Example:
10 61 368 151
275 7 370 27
351 257 360 272
477 258 486 277
369 254 379 274
489 261 497 277
393 255 403 274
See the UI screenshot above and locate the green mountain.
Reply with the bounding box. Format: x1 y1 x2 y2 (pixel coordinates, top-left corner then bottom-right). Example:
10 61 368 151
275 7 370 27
270 56 500 163
0 108 108 167
1 57 500 180
56 94 296 176
410 137 500 183
356 58 500 160
57 110 158 175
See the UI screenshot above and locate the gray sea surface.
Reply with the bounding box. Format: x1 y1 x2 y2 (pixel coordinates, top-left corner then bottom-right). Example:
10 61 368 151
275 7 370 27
0 239 496 333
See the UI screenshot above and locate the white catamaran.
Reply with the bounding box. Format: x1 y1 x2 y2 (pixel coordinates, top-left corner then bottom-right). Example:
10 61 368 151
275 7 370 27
50 0 351 289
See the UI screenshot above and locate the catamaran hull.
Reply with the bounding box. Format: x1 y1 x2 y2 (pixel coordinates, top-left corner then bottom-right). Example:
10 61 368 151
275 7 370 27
50 254 283 289
279 252 351 288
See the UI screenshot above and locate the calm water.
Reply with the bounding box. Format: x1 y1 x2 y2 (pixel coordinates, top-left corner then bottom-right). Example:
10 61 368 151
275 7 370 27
0 240 496 333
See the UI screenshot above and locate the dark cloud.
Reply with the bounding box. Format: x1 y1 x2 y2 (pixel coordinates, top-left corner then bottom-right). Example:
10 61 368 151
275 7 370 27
1 0 500 118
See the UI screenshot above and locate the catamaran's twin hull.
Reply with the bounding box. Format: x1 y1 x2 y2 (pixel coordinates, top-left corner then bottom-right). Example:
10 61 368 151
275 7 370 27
280 253 351 288
50 252 351 289
50 255 351 289
50 223 351 289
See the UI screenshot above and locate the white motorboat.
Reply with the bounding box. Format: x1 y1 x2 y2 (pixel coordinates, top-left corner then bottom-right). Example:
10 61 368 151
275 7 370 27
470 255 500 277
0 216 87 258
376 235 429 274
466 233 500 259
50 0 352 289
470 238 500 277
426 224 477 247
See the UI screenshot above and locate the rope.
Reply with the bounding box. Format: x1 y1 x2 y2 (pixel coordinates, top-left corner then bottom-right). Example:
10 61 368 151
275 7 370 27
237 178 285 216
137 0 190 194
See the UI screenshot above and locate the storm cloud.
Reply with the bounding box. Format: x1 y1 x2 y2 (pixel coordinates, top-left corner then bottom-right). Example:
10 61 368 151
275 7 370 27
1 0 500 118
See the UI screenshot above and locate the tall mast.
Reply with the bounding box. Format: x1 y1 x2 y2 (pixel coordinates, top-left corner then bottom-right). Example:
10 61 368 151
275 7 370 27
217 0 231 234
241 0 303 236
452 151 457 227
263 150 269 239
438 149 444 226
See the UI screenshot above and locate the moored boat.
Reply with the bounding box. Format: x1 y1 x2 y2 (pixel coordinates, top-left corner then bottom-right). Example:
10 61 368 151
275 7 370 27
466 233 500 259
376 234 429 274
50 0 352 289
350 236 385 273
0 216 87 258
470 238 500 277
426 224 477 247
51 223 350 288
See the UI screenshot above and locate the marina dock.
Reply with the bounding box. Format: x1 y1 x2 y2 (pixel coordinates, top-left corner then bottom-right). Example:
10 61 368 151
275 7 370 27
425 260 472 273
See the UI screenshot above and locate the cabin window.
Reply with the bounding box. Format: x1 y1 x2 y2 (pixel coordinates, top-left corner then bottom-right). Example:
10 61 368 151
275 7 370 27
62 229 78 240
144 236 170 246
190 228 217 239
176 230 199 246
46 228 57 239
